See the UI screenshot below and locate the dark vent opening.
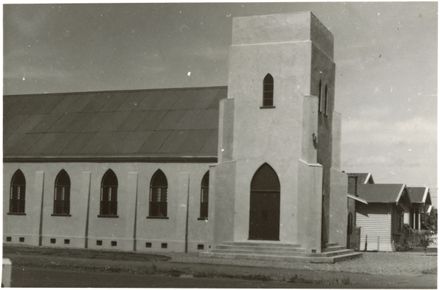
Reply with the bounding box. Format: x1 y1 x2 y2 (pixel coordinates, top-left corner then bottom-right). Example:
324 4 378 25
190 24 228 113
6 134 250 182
64 239 70 245
145 242 152 248
197 244 204 250
161 243 168 249
19 237 25 242
50 238 56 244
6 237 11 242
96 240 103 246
111 241 117 247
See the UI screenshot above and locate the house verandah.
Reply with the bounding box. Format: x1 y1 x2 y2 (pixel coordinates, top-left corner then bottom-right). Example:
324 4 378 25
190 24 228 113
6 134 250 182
405 187 433 230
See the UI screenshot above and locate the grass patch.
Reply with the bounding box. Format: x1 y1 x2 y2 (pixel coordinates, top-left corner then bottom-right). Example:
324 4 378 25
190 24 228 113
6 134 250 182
3 245 170 262
168 269 184 277
421 268 437 274
192 271 272 282
287 274 314 284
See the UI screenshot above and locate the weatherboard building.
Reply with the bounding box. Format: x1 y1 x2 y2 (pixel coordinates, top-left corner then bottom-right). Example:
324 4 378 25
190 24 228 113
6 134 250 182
4 12 359 260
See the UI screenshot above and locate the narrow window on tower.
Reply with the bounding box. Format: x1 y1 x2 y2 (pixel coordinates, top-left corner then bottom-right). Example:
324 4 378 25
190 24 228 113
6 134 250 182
199 172 209 220
262 74 274 108
324 85 329 116
318 80 322 113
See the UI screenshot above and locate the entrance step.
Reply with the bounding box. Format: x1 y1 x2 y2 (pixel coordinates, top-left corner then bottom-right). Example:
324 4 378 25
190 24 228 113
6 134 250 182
200 242 362 263
220 241 302 248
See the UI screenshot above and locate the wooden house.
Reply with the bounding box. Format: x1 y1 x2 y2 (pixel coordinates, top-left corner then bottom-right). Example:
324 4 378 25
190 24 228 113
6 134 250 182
355 184 411 251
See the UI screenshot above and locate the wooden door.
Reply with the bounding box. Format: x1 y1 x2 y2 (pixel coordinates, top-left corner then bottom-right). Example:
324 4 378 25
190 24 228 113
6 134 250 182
249 191 280 240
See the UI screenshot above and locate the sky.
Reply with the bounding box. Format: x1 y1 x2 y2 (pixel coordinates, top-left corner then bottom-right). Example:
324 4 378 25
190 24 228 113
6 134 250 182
3 2 437 203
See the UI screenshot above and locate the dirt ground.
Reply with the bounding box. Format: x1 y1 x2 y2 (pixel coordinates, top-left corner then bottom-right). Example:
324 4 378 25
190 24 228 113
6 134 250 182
3 245 437 288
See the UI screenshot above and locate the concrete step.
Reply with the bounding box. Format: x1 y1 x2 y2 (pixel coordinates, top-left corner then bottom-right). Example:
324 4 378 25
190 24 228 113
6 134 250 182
211 247 307 255
216 244 305 251
200 250 362 264
307 249 353 257
221 241 302 248
213 246 352 257
324 245 346 251
201 242 362 263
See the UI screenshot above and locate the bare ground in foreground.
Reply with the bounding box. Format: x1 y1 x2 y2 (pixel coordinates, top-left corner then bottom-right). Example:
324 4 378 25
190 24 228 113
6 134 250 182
3 245 437 288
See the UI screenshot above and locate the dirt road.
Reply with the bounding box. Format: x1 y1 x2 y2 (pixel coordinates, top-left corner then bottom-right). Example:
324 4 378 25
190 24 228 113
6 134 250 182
4 246 437 288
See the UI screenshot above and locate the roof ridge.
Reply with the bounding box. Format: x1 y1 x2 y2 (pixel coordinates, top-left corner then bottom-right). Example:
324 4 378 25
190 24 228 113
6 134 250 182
4 85 228 98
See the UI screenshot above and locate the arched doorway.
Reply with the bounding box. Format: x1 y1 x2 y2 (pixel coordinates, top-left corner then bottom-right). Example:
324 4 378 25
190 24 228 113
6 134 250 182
249 163 280 241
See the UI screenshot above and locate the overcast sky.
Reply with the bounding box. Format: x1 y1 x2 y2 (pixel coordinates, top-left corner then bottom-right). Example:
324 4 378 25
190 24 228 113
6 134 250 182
3 3 437 203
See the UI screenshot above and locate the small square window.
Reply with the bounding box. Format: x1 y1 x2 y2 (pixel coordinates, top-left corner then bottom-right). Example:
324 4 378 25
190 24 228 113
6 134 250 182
50 238 56 244
19 237 25 243
111 241 117 247
96 240 103 246
64 239 70 245
6 237 11 242
145 242 152 248
161 243 168 249
197 244 204 250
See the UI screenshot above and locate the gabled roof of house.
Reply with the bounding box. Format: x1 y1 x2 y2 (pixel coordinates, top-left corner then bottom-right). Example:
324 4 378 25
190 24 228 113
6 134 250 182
407 187 431 205
4 86 227 162
347 172 374 184
357 183 406 203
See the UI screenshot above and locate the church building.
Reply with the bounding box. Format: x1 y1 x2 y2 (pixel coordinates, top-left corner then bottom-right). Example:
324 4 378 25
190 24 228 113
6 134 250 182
4 12 359 261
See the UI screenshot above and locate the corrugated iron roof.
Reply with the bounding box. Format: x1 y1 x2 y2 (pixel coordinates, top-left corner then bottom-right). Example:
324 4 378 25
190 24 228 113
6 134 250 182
4 86 227 161
357 184 406 203
407 187 431 204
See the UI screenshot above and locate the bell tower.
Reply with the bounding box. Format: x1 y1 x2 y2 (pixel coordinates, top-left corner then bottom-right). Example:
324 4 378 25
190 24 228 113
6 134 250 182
211 12 348 253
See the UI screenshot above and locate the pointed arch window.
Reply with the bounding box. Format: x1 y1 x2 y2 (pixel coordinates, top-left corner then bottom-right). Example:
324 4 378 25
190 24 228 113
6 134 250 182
9 170 26 214
53 170 71 215
262 74 274 107
199 172 209 220
99 169 118 217
149 170 168 218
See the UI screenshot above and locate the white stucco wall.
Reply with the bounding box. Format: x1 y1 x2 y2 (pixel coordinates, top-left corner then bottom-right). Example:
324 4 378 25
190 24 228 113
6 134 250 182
4 162 215 252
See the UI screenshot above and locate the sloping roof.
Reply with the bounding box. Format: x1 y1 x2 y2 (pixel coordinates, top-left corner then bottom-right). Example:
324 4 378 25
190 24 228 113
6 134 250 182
347 194 368 204
347 172 374 184
407 187 431 205
4 86 227 161
357 184 405 203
